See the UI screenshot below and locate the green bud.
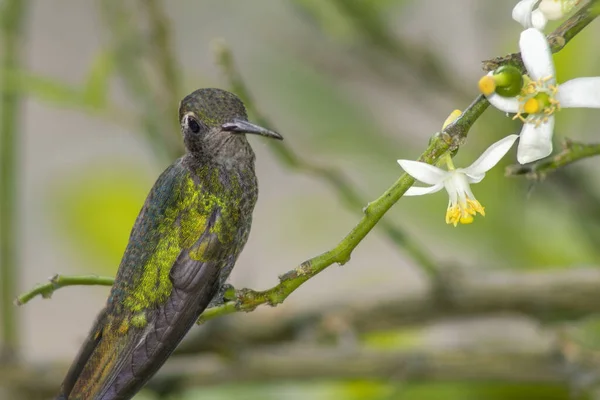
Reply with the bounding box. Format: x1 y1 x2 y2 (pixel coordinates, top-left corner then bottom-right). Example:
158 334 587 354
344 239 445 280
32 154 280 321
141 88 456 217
493 65 524 97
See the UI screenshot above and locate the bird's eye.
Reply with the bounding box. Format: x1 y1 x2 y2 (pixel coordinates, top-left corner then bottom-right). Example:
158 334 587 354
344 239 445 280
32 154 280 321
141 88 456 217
187 117 201 133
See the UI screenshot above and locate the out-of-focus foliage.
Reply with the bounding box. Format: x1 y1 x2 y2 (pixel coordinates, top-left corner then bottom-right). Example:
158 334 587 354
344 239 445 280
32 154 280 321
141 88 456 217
179 382 581 400
5 0 600 399
49 166 149 275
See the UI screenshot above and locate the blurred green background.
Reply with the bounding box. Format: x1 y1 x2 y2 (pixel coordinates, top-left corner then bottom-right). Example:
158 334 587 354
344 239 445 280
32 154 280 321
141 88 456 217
2 0 600 399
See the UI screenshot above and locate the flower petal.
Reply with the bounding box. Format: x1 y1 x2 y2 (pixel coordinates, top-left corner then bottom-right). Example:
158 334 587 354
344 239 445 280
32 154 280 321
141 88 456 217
531 9 548 30
397 160 446 185
465 173 485 184
463 134 519 176
556 77 600 108
512 0 538 28
404 183 444 196
538 0 566 20
486 92 520 113
516 117 555 164
520 28 555 82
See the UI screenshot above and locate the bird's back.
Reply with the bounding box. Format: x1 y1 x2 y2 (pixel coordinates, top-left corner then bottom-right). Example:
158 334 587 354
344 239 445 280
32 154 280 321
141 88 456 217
58 156 258 399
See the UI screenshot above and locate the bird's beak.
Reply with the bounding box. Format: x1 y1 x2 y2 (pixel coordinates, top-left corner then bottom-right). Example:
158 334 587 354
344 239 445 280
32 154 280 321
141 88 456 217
221 120 283 140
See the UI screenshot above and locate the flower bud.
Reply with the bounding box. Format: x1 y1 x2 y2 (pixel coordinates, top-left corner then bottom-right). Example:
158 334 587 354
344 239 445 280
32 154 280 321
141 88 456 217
493 65 524 97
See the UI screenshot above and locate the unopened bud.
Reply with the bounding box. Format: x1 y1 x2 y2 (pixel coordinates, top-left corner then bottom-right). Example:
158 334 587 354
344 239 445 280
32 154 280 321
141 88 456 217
492 65 524 97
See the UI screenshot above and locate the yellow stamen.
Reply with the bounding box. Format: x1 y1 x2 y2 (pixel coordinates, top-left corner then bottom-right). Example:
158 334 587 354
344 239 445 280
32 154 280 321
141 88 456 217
513 76 561 125
523 98 541 114
478 76 496 96
445 199 485 227
442 109 462 130
468 199 485 216
459 214 474 224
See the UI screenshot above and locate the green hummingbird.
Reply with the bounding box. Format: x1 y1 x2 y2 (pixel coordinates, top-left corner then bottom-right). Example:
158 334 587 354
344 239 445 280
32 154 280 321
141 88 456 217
56 88 282 400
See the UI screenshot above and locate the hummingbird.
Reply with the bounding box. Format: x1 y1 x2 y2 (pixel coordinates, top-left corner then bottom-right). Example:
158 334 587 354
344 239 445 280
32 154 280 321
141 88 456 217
56 88 282 400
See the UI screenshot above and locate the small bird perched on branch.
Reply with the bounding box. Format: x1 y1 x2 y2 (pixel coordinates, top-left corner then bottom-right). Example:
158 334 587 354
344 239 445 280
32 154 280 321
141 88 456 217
56 88 282 400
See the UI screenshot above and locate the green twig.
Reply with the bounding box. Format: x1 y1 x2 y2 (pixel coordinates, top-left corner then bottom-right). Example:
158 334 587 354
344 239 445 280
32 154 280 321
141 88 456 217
213 41 439 278
196 2 599 323
141 0 181 128
506 139 600 179
17 1 599 327
98 0 182 163
329 0 470 98
0 0 29 360
15 275 115 306
196 95 489 324
483 0 600 72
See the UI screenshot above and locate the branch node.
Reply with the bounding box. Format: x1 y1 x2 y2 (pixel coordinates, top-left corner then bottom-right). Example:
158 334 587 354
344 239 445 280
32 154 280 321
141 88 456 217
279 261 313 282
337 254 351 266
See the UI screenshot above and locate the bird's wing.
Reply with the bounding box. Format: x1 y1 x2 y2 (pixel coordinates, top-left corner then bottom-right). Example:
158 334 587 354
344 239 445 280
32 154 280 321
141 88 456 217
57 161 231 400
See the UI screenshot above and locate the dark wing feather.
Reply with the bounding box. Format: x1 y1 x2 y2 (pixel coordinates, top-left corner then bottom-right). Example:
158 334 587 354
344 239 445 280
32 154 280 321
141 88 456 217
98 254 222 399
58 160 228 400
55 309 107 399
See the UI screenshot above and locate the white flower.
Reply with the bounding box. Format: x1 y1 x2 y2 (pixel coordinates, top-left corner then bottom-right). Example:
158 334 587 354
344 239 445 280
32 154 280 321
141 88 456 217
398 135 519 227
485 28 600 164
513 0 580 30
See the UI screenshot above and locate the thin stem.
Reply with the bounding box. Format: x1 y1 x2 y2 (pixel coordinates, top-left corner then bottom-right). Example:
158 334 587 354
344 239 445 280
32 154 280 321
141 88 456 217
506 139 600 179
0 0 29 360
213 41 439 278
98 0 182 163
197 95 490 324
15 275 115 306
483 0 600 72
16 0 599 328
196 0 600 319
141 0 181 130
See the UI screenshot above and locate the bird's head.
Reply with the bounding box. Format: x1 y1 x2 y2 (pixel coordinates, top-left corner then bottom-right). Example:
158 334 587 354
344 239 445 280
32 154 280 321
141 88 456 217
178 88 282 161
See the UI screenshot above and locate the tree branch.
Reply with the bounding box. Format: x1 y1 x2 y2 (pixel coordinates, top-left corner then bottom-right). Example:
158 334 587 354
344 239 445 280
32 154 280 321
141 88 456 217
195 92 489 324
97 0 183 162
140 0 181 132
0 338 590 397
14 274 115 306
155 347 572 388
213 40 439 278
483 0 600 72
177 267 600 354
506 139 600 179
195 2 600 324
16 0 600 334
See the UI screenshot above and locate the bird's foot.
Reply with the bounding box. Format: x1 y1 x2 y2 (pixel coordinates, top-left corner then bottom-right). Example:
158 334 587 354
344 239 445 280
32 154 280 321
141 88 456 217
207 284 237 308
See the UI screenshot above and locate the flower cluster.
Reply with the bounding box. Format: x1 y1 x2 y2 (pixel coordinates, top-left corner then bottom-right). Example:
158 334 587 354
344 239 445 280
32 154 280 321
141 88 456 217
399 0 599 227
513 0 580 30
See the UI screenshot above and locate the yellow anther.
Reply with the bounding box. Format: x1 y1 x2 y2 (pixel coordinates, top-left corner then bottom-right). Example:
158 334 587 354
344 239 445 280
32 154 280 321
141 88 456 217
445 199 485 227
523 98 541 114
522 83 537 95
445 206 461 227
478 76 496 96
459 214 474 224
442 109 462 130
467 199 485 216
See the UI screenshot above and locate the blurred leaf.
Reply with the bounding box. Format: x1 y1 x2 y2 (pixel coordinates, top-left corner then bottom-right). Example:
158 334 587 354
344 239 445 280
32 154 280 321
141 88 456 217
338 380 394 400
362 328 423 350
291 0 413 44
82 51 115 108
553 22 596 83
292 0 355 40
10 69 85 108
48 165 151 275
181 381 578 400
565 315 600 352
255 51 399 160
397 382 578 400
182 382 336 400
